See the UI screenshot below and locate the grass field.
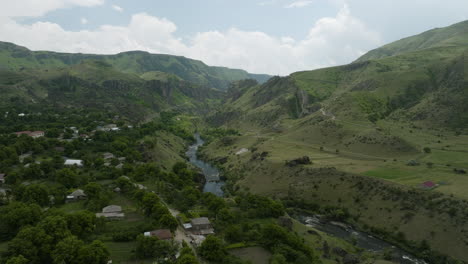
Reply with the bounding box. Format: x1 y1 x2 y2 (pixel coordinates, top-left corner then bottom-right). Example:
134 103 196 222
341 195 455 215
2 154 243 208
229 247 271 264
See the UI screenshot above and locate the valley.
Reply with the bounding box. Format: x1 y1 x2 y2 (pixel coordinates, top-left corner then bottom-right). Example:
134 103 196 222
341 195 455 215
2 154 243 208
0 17 468 264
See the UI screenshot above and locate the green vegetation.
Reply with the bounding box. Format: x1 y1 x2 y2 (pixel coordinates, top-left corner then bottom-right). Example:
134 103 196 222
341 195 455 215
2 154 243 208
0 42 270 90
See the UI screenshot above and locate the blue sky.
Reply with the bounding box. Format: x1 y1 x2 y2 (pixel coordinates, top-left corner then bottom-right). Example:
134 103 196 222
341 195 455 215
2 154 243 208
1 0 468 74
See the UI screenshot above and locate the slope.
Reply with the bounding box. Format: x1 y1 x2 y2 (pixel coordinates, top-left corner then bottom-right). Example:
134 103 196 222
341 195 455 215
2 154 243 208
356 20 468 62
0 60 224 121
0 41 271 90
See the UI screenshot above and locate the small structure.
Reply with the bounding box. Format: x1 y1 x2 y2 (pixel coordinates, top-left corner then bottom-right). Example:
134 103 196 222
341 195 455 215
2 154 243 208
66 189 87 202
64 159 84 167
235 148 249 155
14 131 45 138
97 124 119 132
190 217 214 235
183 223 192 230
103 152 115 160
30 131 45 138
134 183 147 190
54 147 65 152
407 160 420 166
0 173 6 184
144 229 173 240
96 205 125 220
420 181 437 190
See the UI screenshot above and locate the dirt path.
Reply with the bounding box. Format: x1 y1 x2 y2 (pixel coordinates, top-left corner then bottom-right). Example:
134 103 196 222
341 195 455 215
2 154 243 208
320 108 336 120
169 208 195 248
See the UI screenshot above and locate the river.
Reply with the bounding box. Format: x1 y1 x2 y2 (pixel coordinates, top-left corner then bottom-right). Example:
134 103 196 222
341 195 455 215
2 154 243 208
186 133 224 196
186 134 426 263
298 215 427 264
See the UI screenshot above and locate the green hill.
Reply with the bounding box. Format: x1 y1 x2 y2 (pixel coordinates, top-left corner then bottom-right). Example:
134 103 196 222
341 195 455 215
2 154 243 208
0 41 271 90
0 60 224 121
356 20 468 62
202 20 468 262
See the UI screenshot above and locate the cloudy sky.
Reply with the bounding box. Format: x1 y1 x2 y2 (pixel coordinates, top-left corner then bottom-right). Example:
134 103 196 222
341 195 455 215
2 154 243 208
1 0 467 75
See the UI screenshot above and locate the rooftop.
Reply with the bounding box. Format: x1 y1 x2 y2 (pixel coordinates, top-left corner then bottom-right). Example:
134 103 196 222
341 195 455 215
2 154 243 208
144 229 173 240
69 189 86 197
191 217 211 226
102 205 122 213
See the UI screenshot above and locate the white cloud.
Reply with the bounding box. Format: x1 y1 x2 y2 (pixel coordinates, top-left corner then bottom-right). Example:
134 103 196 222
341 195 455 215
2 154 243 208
80 17 88 24
0 0 105 18
112 4 123 12
285 0 314 8
0 4 381 75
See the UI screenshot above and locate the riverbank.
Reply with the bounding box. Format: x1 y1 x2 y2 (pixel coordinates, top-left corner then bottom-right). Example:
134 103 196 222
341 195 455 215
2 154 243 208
186 133 225 196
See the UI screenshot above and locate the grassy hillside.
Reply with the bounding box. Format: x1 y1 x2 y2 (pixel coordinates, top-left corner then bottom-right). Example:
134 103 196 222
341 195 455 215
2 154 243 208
0 60 224 121
201 19 468 263
0 41 271 90
356 20 468 62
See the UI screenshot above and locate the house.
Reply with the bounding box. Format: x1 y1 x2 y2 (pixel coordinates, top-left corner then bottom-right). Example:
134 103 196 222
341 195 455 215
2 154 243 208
420 181 437 189
190 217 214 235
0 174 6 184
103 152 115 160
97 124 119 132
134 183 147 190
66 189 87 202
144 229 173 240
96 205 125 220
13 131 44 138
64 159 84 167
29 131 45 138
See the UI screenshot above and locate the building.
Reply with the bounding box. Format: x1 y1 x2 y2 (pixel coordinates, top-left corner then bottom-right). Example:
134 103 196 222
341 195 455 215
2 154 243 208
0 174 6 184
144 229 173 240
66 189 87 202
420 181 437 189
64 159 84 167
96 205 125 220
14 131 45 138
29 131 45 138
190 217 214 235
103 152 115 160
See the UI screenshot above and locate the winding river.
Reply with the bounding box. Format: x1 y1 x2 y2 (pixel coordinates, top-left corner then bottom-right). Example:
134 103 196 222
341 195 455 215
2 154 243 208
186 133 224 196
299 215 427 264
186 134 426 263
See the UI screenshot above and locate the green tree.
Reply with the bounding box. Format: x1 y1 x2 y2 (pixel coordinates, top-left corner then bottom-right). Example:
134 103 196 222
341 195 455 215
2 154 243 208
51 236 84 264
38 216 71 243
6 255 29 264
16 185 50 206
198 235 226 262
66 211 96 238
159 214 179 232
7 226 53 264
0 202 42 240
78 240 109 264
55 168 79 188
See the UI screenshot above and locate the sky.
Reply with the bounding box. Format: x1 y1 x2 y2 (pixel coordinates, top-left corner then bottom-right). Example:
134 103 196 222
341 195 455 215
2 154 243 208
1 0 468 75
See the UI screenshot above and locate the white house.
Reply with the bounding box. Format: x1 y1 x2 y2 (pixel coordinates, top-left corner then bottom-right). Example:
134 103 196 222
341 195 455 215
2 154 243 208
64 159 84 167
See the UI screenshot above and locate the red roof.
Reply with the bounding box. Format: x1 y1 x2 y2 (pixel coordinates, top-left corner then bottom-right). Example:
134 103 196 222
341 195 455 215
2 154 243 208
422 181 436 188
14 131 44 137
148 229 172 240
14 131 32 136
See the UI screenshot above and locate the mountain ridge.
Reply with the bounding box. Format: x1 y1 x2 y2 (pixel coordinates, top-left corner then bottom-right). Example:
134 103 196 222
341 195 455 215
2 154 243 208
356 20 468 62
0 41 271 90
